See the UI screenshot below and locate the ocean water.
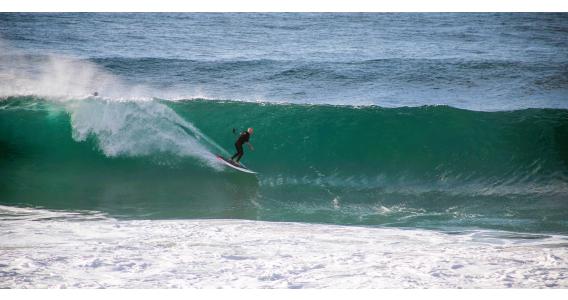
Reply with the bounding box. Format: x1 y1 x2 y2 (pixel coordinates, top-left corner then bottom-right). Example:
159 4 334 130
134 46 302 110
1 13 568 288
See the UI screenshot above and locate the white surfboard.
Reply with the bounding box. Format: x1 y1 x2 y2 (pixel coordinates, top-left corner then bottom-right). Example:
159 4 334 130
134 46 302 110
216 155 257 174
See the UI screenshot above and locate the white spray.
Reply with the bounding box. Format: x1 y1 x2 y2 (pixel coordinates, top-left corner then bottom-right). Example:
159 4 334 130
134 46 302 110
0 39 227 169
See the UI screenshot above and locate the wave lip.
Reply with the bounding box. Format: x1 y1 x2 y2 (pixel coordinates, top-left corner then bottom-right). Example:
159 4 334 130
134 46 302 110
68 99 225 168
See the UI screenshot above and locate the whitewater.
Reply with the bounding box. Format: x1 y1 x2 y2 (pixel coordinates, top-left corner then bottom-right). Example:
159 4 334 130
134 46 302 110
1 205 567 288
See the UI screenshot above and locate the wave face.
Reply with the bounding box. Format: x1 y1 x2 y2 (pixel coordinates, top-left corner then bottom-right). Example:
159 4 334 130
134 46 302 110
1 97 568 233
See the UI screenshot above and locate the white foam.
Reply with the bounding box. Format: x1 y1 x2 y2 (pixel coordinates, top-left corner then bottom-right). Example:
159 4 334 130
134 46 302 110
0 40 229 169
0 38 162 101
0 205 566 288
67 99 226 168
0 39 218 103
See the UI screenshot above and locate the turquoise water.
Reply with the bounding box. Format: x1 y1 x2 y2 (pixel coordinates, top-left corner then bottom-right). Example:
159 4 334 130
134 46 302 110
1 97 567 233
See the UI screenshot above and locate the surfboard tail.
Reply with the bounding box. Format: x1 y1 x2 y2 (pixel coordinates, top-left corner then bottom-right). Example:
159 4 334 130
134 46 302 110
216 154 256 174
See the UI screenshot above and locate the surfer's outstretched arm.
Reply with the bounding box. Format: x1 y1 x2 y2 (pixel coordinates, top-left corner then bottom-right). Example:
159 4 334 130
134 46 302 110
247 142 254 151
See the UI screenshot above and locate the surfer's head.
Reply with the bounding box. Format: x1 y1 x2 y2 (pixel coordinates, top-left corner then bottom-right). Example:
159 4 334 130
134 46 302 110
247 128 254 134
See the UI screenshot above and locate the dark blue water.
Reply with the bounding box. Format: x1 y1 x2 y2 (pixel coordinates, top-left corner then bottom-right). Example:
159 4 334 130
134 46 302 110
1 13 568 109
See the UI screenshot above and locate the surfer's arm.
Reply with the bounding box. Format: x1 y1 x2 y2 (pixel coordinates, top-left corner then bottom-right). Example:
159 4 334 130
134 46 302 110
247 142 254 151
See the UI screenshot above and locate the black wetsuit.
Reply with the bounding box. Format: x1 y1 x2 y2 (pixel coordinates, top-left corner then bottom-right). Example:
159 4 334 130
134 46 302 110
231 131 250 162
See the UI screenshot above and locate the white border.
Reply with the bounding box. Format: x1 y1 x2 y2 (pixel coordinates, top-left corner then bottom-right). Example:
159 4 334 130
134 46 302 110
1 0 568 12
1 0 568 298
2 289 568 300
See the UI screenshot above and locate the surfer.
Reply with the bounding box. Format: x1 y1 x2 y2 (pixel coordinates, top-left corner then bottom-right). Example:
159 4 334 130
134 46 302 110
231 128 254 165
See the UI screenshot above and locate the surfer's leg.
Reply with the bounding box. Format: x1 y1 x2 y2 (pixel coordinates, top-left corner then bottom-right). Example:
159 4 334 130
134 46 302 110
231 144 241 160
232 144 243 161
235 144 244 162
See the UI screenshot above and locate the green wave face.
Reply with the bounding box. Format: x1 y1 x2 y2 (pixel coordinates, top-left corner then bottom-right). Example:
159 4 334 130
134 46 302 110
1 97 568 233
